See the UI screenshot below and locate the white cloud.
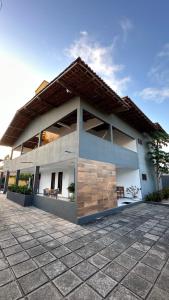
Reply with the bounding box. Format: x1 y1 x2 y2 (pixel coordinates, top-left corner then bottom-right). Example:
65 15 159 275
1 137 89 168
120 17 133 42
139 43 169 103
158 43 169 58
139 87 169 103
66 32 131 94
0 51 46 158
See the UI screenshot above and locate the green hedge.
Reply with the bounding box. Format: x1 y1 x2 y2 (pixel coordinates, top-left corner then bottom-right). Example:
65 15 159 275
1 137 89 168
145 188 169 202
8 184 32 195
19 173 32 181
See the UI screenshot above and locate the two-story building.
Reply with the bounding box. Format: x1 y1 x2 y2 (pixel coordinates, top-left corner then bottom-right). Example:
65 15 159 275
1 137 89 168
0 58 161 223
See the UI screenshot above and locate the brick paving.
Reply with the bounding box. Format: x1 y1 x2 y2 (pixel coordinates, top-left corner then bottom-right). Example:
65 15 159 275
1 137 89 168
0 195 169 299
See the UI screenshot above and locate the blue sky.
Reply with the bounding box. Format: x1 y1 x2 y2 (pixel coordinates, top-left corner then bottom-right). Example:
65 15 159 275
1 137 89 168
0 0 169 157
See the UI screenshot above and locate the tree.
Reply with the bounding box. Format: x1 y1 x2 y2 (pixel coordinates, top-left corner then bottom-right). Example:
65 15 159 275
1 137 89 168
148 131 169 192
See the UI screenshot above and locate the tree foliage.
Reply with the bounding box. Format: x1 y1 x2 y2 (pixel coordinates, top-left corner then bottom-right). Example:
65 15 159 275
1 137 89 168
148 131 169 191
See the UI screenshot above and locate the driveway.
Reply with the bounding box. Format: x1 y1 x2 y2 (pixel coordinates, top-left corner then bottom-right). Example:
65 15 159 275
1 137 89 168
0 195 169 299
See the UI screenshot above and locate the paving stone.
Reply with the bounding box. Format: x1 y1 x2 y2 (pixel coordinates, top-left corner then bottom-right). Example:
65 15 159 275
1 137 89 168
97 236 114 246
147 286 169 300
133 262 159 283
142 252 165 270
149 244 169 260
88 253 110 269
91 240 107 251
17 234 33 243
122 271 152 298
156 273 169 293
13 230 27 238
18 269 48 294
26 245 47 257
67 283 102 300
45 239 61 250
100 246 119 260
7 250 29 266
115 253 137 270
50 232 64 239
75 245 96 259
144 233 160 241
52 246 71 258
0 267 14 287
38 235 53 244
57 236 73 244
0 258 9 270
21 239 40 250
61 252 83 268
124 247 145 261
103 261 128 282
12 259 38 278
33 251 56 267
132 242 151 252
66 239 85 251
53 270 82 296
0 281 22 300
27 282 63 300
72 261 98 280
106 284 141 300
31 230 46 238
87 271 117 297
3 244 23 257
42 260 67 279
0 238 18 249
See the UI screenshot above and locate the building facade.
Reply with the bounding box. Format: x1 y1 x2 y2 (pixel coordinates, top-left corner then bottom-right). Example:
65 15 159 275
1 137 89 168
1 58 160 223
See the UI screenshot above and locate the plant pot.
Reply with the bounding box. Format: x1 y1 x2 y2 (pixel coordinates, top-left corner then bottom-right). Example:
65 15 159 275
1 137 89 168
7 191 33 206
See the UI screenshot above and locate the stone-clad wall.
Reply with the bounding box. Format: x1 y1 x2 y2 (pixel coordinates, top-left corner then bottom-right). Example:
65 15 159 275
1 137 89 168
77 158 117 217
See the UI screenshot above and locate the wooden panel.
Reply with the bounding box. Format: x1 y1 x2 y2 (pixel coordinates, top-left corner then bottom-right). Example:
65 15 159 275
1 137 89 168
77 158 117 217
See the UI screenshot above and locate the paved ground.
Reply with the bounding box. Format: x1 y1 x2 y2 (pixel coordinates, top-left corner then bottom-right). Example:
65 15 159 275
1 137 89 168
0 195 169 299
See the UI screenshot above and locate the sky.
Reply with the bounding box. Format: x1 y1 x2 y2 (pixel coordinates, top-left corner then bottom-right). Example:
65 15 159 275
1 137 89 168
0 0 169 158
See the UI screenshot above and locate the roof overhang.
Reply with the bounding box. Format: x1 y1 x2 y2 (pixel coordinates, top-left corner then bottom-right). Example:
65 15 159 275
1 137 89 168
0 58 165 147
0 57 128 147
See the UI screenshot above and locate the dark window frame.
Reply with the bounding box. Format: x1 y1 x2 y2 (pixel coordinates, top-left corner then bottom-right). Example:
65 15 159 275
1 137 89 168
58 172 63 193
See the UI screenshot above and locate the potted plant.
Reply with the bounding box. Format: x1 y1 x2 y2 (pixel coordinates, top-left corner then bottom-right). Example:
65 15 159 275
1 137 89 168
126 186 140 199
7 184 33 206
67 183 75 201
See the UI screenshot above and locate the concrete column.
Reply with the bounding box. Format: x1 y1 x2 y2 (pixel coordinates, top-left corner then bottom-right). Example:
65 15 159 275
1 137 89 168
20 144 24 155
16 170 20 186
10 149 14 160
33 166 40 194
110 126 114 144
38 132 43 147
3 171 10 194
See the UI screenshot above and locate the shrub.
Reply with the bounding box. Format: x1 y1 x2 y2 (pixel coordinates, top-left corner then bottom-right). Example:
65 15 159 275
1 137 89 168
67 183 75 193
8 184 32 195
161 188 169 200
145 191 162 202
19 173 32 181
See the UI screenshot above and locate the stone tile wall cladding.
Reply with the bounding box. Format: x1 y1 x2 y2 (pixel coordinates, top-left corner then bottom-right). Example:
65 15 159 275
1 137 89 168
77 158 117 217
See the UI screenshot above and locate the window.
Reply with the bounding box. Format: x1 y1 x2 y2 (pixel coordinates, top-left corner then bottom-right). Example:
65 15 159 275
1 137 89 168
138 138 143 145
142 174 147 181
58 172 63 193
51 172 56 189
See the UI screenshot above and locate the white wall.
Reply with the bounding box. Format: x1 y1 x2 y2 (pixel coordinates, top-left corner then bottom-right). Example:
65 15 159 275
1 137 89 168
39 167 74 198
116 168 142 199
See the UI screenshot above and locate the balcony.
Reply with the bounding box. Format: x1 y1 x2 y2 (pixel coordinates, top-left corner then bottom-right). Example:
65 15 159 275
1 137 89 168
4 131 78 172
79 131 139 169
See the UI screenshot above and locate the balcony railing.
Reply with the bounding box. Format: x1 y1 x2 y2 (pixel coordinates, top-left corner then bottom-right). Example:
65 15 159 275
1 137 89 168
4 131 78 172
